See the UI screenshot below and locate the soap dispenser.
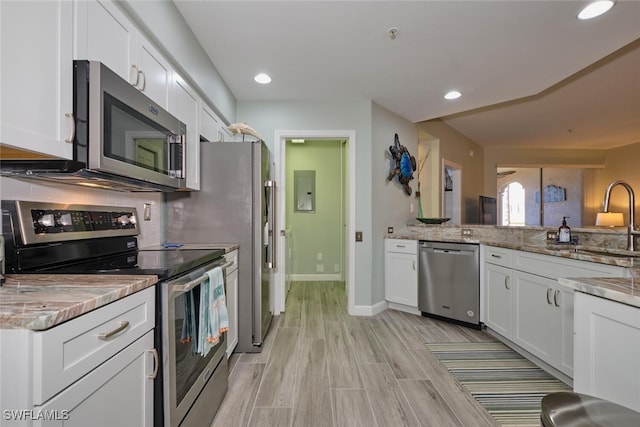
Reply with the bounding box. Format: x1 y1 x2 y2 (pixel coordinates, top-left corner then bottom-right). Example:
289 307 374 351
558 216 571 243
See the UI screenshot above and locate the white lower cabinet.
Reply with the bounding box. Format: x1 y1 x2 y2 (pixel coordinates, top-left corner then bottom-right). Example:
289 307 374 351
385 239 418 311
574 292 640 412
484 262 513 338
512 270 573 376
225 249 239 358
483 245 626 378
34 330 154 427
0 287 156 427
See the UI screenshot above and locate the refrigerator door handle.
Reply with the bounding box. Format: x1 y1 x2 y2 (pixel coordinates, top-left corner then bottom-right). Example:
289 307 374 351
265 180 276 269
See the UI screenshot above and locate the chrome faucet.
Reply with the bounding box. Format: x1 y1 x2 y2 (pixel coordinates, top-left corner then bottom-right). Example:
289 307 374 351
602 180 640 251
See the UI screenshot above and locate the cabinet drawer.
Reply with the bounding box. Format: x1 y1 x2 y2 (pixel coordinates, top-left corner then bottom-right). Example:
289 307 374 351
385 239 417 254
32 287 155 405
225 249 238 273
483 245 513 268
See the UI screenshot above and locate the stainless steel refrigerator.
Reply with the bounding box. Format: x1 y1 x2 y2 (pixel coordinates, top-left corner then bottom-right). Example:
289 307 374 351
165 139 275 352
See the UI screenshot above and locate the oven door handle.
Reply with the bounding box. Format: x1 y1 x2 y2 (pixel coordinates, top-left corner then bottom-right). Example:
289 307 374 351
170 261 234 294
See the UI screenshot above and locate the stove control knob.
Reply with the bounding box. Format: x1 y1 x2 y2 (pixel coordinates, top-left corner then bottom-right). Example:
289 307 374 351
59 213 73 226
38 214 55 227
116 214 130 225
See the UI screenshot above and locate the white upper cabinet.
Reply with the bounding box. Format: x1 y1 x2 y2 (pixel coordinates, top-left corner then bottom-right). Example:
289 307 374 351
170 73 200 190
75 0 172 108
201 103 234 143
0 0 74 158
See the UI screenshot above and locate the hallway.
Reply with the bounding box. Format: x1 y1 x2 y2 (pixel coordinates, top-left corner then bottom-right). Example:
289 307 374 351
211 281 500 426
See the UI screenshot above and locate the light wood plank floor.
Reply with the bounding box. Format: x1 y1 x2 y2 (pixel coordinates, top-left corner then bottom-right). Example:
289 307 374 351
211 281 501 427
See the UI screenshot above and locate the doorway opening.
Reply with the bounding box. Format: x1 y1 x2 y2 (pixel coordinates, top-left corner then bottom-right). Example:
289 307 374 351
274 130 356 315
442 159 462 224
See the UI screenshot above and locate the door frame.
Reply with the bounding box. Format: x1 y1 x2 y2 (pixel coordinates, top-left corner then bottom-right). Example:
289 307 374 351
273 130 356 315
442 159 462 224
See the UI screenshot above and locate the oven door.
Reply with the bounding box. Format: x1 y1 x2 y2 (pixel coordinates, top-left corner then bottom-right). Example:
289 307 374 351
162 258 230 427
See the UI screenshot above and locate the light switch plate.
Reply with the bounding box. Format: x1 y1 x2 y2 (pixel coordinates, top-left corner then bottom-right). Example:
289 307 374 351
143 203 151 221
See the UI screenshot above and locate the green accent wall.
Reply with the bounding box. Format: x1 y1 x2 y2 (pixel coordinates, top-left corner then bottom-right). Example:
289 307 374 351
286 140 344 277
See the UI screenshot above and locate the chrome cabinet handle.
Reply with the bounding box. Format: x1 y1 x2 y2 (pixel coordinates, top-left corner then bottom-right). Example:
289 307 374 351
131 65 140 86
396 245 406 248
546 288 553 305
64 113 75 143
504 276 510 289
491 254 502 259
98 320 129 340
147 348 159 379
412 260 416 270
138 69 146 91
554 290 560 307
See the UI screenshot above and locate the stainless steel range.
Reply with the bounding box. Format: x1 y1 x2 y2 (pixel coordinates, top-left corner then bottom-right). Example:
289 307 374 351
1 200 229 427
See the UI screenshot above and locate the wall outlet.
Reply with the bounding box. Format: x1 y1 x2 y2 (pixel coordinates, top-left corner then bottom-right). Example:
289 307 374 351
143 203 151 221
547 231 558 241
317 252 323 261
355 231 363 242
461 228 473 237
316 264 324 272
387 226 394 234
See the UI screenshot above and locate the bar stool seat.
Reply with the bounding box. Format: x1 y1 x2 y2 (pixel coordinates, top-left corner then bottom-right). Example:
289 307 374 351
541 392 640 427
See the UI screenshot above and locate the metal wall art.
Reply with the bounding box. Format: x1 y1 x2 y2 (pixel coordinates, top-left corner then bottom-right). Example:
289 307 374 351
387 133 416 195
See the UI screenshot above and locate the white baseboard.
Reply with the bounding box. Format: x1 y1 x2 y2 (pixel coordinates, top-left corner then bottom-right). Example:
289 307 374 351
290 274 342 281
387 302 421 316
350 300 388 316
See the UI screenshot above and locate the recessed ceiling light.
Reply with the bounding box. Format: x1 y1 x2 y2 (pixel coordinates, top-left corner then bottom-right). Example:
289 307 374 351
444 90 462 100
254 73 271 84
577 1 615 20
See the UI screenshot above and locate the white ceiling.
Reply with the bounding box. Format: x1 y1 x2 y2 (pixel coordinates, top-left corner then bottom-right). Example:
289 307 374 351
174 1 640 149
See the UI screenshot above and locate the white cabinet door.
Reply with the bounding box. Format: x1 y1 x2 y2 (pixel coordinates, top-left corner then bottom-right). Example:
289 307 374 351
35 330 155 427
0 0 74 158
574 292 640 412
484 263 512 338
170 74 200 190
226 267 238 358
512 271 556 363
76 0 138 85
135 34 172 109
384 239 418 308
75 0 173 108
556 287 574 377
200 103 229 143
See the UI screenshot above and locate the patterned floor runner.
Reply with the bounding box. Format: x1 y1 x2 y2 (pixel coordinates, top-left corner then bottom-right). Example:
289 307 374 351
426 342 571 427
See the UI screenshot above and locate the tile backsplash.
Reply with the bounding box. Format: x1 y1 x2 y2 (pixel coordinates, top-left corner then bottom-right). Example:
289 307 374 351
0 177 162 247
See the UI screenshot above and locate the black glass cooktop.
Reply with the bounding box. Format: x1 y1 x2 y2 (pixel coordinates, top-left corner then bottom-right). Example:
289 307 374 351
38 248 225 280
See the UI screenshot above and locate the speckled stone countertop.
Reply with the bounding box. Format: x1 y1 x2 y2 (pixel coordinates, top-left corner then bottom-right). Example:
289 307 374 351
390 224 640 308
0 275 158 330
559 276 640 309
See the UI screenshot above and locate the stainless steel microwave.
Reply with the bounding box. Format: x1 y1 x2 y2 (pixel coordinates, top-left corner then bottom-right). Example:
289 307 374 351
0 60 186 191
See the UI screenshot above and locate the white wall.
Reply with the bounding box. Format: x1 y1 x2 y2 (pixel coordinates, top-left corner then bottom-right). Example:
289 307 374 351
0 177 163 248
372 102 419 303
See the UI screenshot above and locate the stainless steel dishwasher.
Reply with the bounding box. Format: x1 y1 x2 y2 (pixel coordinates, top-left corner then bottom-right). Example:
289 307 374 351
418 241 480 328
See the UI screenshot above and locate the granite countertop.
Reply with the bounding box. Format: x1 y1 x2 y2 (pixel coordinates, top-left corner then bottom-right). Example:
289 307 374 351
559 276 640 308
0 274 158 331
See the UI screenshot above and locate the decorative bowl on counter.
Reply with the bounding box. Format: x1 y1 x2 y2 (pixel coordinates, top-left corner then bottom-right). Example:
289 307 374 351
416 217 451 224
